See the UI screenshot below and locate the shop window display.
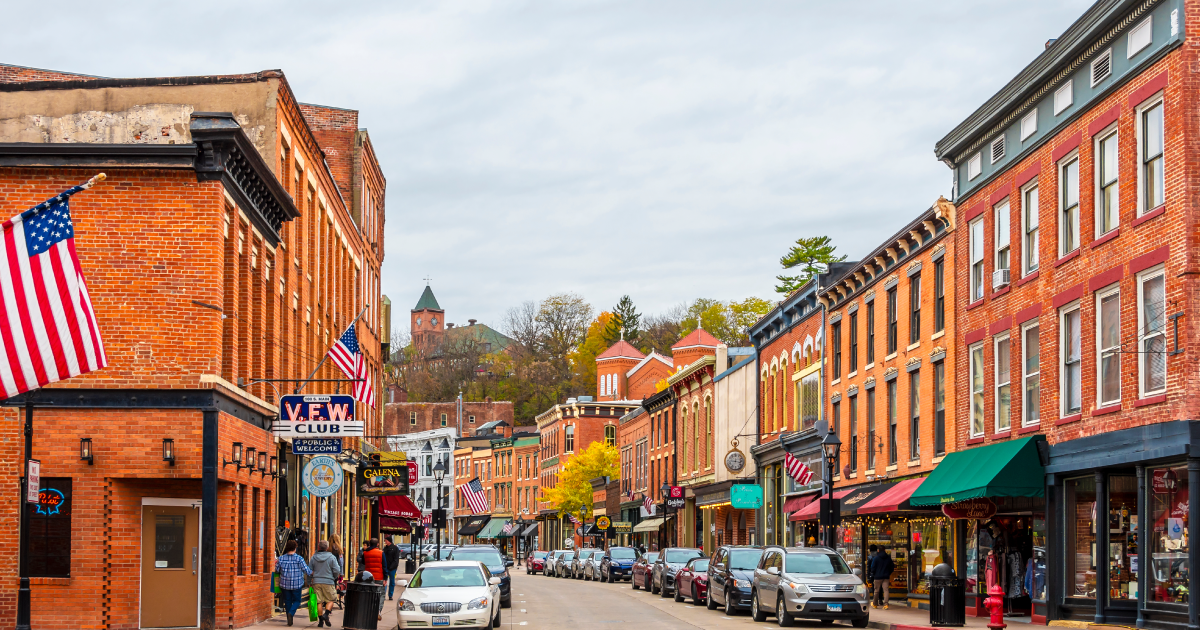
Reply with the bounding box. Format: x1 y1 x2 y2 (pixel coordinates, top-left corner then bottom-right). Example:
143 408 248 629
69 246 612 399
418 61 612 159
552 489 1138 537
1066 476 1097 598
837 524 864 575
966 520 981 594
1151 464 1189 604
907 519 954 596
970 516 1040 610
868 521 910 598
1030 518 1047 601
1108 475 1138 602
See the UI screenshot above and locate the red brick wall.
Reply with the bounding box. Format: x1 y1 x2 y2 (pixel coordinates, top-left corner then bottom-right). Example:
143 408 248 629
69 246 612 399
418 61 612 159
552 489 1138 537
0 63 99 83
951 52 1193 450
384 401 514 436
617 411 650 499
759 311 825 442
672 368 717 483
597 356 638 401
625 358 672 402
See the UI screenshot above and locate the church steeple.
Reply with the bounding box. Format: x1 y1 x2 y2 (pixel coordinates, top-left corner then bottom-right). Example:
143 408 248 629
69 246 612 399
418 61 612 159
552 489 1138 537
411 282 445 353
414 284 442 311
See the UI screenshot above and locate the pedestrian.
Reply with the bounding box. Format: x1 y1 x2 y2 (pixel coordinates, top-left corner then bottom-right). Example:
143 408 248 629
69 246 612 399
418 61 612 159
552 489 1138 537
310 541 342 627
383 537 402 600
330 535 346 609
357 539 370 571
362 538 386 621
275 540 312 626
870 545 895 609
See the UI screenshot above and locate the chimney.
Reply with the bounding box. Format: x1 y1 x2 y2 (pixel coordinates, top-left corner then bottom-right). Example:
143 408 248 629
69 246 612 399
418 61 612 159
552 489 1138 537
447 323 455 329
1045 38 1057 49
469 319 477 326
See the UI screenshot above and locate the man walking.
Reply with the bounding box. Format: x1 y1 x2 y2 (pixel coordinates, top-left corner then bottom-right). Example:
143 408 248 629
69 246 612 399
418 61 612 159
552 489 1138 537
383 537 402 600
275 540 312 626
870 545 895 609
310 541 342 627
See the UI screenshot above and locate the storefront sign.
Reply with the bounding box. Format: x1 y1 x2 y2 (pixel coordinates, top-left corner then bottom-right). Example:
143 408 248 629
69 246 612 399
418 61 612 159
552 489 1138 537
1153 469 1179 493
292 438 344 455
409 460 419 485
302 456 344 497
666 497 686 509
358 463 411 496
669 486 684 499
596 516 611 530
25 459 39 503
36 487 67 516
941 497 997 520
613 521 633 534
731 484 764 509
273 394 362 437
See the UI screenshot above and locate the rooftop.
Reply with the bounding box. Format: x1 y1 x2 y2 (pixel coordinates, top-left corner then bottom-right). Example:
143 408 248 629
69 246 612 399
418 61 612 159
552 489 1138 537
414 285 443 311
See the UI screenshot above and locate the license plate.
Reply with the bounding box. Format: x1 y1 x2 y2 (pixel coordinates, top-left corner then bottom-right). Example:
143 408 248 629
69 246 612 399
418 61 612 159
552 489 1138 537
433 616 450 626
827 604 843 612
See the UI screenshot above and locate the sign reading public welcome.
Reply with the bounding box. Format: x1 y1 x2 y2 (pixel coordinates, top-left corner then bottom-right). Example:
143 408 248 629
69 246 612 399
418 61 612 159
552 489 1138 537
273 395 361 437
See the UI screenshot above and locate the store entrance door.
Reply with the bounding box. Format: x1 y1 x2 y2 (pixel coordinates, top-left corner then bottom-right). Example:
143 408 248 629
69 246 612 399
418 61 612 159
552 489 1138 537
141 505 199 627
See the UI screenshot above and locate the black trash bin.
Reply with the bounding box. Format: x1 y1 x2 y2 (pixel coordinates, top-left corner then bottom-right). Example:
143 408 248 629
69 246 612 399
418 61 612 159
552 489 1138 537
343 580 387 630
928 563 965 627
405 557 416 574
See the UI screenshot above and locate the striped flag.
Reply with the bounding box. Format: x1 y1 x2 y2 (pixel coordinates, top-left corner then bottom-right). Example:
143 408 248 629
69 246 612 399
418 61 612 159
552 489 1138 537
501 521 518 536
784 451 814 485
568 514 581 526
0 178 107 399
461 477 489 514
642 494 654 515
327 321 375 408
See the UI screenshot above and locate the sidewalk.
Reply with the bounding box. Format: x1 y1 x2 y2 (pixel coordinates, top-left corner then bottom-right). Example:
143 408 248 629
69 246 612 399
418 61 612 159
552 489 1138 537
244 573 410 630
858 602 1036 630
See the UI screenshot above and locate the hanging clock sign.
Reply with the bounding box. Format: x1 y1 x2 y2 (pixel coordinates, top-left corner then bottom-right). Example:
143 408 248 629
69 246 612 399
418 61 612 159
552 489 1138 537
725 440 747 473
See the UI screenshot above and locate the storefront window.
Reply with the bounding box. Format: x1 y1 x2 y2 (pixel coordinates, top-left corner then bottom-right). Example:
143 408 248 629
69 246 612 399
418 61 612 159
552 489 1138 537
1066 476 1097 598
837 523 864 575
868 521 909 596
1109 475 1138 602
1031 517 1047 601
909 518 954 596
966 520 981 594
1151 464 1189 603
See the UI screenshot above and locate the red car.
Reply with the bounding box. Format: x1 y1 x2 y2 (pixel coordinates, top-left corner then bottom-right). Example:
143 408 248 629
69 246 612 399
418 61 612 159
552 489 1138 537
526 550 549 574
674 557 710 604
630 552 659 591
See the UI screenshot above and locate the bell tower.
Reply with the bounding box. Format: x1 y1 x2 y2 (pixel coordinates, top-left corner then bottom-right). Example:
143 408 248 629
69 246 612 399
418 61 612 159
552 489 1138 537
411 282 445 353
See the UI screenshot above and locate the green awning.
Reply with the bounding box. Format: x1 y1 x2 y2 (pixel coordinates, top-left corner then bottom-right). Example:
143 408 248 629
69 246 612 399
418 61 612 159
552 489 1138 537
477 517 511 539
909 436 1046 506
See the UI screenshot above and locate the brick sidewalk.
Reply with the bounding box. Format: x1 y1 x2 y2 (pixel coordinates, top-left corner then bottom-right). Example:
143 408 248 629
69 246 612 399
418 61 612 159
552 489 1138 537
244 574 410 630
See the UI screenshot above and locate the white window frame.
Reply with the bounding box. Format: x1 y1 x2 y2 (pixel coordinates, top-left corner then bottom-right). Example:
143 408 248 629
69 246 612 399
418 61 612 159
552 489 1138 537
1128 16 1153 58
1094 126 1120 237
1136 94 1166 218
970 218 985 302
1054 80 1074 115
1096 285 1122 407
1021 321 1041 427
968 153 982 180
1137 265 1168 398
1021 179 1040 276
1021 109 1038 141
1058 152 1081 258
969 343 985 438
1059 302 1083 416
994 197 1011 276
994 333 1012 433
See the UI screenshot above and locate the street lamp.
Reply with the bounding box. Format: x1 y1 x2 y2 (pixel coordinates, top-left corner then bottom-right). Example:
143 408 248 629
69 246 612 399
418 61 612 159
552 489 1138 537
660 482 671 548
820 431 842 548
433 459 447 562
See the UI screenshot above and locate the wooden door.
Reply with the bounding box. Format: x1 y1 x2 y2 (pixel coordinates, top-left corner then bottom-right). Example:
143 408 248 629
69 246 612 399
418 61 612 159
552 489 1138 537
141 505 199 627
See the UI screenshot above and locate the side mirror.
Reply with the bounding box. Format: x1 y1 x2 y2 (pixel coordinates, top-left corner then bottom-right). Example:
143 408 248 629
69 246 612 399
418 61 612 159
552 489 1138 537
767 566 780 576
489 577 502 585
396 579 409 587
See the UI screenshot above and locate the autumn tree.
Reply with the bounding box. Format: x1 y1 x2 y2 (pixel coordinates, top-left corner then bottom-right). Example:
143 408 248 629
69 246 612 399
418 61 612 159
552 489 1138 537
570 312 615 395
775 235 847 294
678 297 773 346
540 441 619 519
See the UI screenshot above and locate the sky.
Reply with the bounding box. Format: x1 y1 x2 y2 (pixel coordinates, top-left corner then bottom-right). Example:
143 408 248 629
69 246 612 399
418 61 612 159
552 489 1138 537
0 0 1094 330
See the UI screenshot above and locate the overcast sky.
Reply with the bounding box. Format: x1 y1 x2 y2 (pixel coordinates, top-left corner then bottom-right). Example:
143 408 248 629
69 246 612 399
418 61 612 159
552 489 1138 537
1 1 1093 330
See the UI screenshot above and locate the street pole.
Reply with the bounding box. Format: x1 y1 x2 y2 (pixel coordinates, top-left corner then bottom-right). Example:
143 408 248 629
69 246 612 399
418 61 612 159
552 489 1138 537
435 475 442 562
16 399 32 630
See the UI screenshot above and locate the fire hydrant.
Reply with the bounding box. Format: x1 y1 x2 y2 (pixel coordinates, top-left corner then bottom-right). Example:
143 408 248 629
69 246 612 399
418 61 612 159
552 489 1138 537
984 551 1006 630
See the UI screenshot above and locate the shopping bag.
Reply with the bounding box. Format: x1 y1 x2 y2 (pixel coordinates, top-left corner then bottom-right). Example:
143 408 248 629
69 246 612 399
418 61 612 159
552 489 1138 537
271 572 281 594
308 589 319 621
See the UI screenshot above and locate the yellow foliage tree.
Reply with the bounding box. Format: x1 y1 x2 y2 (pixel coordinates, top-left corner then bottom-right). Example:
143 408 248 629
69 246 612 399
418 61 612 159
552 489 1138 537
540 440 619 519
568 311 615 394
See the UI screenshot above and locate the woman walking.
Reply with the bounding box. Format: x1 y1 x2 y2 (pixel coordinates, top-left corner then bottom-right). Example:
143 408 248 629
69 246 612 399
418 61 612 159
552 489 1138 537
275 540 312 626
310 541 342 627
330 535 347 609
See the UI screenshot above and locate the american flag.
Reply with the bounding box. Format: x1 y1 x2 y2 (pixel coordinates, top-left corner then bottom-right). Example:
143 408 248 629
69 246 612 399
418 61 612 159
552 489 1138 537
568 514 581 526
0 181 107 398
784 451 814 485
642 494 654 515
500 521 519 536
461 477 489 514
327 321 375 408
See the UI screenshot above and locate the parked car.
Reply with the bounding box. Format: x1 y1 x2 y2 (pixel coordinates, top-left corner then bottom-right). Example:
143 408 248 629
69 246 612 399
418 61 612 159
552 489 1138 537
675 557 710 604
554 550 574 578
571 548 599 579
652 547 704 597
395 561 502 629
526 550 549 575
420 544 458 562
545 550 568 577
708 545 764 615
447 545 514 608
630 552 659 590
749 546 869 627
583 550 605 581
599 547 639 582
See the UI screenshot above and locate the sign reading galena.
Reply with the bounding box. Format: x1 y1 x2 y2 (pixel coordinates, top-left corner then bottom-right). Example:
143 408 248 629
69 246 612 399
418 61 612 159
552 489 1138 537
273 394 361 437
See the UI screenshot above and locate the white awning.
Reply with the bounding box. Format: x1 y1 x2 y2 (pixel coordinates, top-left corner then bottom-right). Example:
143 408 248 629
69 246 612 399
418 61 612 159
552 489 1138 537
632 517 666 533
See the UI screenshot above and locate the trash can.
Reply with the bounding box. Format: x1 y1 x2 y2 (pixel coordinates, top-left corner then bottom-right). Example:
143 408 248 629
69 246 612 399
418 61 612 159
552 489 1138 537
405 557 416 574
343 580 387 630
928 563 965 627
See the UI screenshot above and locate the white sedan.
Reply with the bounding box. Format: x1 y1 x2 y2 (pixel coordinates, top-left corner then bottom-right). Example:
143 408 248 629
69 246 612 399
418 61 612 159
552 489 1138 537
396 561 502 629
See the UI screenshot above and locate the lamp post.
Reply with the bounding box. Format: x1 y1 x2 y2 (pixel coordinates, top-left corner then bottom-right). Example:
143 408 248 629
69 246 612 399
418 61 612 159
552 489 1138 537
660 482 670 548
433 459 447 562
820 431 842 548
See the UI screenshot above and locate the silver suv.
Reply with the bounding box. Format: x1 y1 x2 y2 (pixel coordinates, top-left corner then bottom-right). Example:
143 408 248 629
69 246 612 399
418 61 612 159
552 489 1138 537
750 546 868 627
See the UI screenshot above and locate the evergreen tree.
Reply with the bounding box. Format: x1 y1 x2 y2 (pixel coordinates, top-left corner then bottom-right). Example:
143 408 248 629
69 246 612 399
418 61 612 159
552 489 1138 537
775 235 847 294
602 295 641 346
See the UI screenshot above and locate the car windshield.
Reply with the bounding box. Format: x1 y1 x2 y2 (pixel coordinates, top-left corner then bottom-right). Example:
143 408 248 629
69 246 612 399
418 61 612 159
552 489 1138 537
643 553 659 563
532 551 548 559
610 548 638 560
728 549 764 570
689 559 710 572
665 549 703 564
409 566 487 588
786 553 851 575
450 550 504 566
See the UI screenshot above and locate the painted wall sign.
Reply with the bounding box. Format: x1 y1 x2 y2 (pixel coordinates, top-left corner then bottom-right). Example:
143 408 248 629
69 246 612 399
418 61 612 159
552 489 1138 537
302 456 344 498
731 484 764 510
941 497 997 520
292 438 344 455
273 394 361 437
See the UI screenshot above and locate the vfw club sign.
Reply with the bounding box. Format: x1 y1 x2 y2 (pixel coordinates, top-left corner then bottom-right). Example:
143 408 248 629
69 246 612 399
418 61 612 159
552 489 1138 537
273 394 362 437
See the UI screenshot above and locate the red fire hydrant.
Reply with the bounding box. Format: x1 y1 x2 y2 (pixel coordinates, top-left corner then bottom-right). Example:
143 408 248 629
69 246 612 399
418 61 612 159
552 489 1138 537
984 551 1006 630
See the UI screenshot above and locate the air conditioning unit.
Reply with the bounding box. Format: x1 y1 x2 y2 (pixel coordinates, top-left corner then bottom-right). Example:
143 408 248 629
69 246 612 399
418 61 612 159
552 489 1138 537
993 269 1011 289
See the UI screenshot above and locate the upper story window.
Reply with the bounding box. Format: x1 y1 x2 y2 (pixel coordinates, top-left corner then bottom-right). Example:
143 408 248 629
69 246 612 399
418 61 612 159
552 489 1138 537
994 198 1011 284
832 321 842 378
605 425 616 446
1139 99 1165 215
909 274 921 344
1138 266 1167 397
849 311 858 373
969 219 985 302
866 301 876 364
440 413 448 427
934 258 945 333
969 343 985 438
799 371 820 432
1060 303 1082 416
565 424 575 452
1022 321 1040 427
1054 79 1073 115
968 153 982 180
410 411 417 426
1097 286 1121 407
1059 154 1080 257
1096 128 1120 236
995 334 1011 433
886 288 898 355
1022 181 1040 276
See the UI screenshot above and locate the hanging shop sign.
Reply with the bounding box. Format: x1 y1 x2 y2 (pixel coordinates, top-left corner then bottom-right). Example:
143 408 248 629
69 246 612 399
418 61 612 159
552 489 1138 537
596 516 612 530
613 521 633 534
292 438 344 455
273 394 361 437
941 497 997 520
302 456 344 498
409 461 419 485
358 462 411 496
731 484 764 510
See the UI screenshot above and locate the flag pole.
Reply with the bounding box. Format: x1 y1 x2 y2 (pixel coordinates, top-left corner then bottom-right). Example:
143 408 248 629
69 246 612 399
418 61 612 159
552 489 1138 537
294 303 370 395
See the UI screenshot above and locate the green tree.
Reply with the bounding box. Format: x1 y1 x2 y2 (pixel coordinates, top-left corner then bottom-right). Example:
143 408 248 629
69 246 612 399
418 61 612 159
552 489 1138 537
602 295 641 347
775 235 847 294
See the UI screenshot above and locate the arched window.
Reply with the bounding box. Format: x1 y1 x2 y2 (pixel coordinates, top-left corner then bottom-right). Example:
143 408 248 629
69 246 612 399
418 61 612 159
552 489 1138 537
779 356 789 431
770 365 779 432
761 371 771 434
705 398 713 468
693 400 700 472
680 405 689 472
605 425 616 446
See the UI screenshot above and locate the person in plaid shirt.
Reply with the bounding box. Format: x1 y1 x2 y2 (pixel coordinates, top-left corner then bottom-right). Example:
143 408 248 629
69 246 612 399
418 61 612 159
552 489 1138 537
276 540 312 626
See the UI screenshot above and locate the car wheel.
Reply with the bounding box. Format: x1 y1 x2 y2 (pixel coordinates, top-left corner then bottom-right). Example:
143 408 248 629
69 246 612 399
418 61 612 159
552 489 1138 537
852 617 869 628
600 569 608 583
776 594 794 627
492 607 501 628
706 588 717 610
751 591 766 622
651 577 660 595
674 584 684 602
631 575 639 590
725 589 738 616
660 580 670 598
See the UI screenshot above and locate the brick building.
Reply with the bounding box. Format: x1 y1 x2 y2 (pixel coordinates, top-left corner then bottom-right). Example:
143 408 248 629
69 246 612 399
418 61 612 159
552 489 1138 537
616 407 651 547
384 396 514 436
0 65 386 629
595 340 673 402
667 345 722 551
